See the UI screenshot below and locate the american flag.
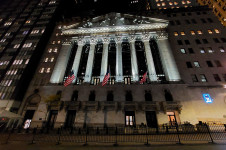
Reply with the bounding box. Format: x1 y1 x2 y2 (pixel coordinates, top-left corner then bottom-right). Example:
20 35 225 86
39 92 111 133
140 72 147 84
64 70 75 87
102 68 110 86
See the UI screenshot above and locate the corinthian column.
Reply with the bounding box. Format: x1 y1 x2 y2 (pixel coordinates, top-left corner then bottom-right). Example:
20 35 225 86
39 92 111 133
116 37 123 82
100 38 109 81
50 41 73 83
156 32 181 81
143 38 158 81
71 40 83 83
84 39 96 83
129 37 139 81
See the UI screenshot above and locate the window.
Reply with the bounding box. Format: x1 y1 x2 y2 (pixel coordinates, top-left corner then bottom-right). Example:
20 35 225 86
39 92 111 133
14 44 20 48
44 58 48 62
222 74 226 81
185 20 190 24
184 40 190 45
214 29 220 33
186 62 192 68
180 48 186 54
145 91 152 101
213 38 220 43
71 91 78 101
175 20 181 25
213 74 221 81
107 91 114 101
25 20 31 24
191 19 197 24
181 31 185 35
194 61 200 68
207 18 213 23
219 47 225 53
89 91 95 101
221 38 226 43
200 74 207 82
188 48 194 54
23 43 32 48
0 39 6 42
46 68 51 73
191 74 198 82
207 47 214 53
190 30 195 35
167 112 177 126
164 90 173 101
39 68 44 73
215 60 222 67
124 77 131 85
125 111 135 126
177 40 183 45
174 32 179 36
206 61 213 67
201 18 206 23
202 39 208 44
48 48 52 53
208 29 213 34
54 48 58 53
23 31 29 35
195 39 201 44
197 30 203 35
200 48 205 53
50 57 54 62
126 91 133 101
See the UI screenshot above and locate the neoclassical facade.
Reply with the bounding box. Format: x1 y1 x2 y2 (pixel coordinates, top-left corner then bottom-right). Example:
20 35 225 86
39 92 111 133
18 12 226 129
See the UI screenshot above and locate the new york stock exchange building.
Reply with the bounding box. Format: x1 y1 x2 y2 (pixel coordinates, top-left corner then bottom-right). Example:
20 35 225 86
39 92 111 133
19 12 226 129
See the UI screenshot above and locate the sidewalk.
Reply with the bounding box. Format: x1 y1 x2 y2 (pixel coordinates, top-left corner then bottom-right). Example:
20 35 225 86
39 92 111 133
0 143 226 150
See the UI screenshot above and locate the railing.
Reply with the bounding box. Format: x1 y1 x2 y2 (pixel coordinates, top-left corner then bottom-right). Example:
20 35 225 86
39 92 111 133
0 124 226 145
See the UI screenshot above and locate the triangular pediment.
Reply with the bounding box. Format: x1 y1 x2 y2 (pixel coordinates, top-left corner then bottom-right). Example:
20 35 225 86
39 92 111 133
63 13 169 35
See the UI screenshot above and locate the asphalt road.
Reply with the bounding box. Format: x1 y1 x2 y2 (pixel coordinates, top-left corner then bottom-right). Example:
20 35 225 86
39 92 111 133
0 143 226 150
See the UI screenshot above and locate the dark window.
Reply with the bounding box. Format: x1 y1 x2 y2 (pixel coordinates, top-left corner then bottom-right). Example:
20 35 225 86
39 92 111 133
169 21 175 25
213 74 221 82
191 19 197 24
202 39 208 44
222 74 226 81
164 90 173 101
185 40 190 45
188 48 194 54
191 74 198 82
221 38 226 43
71 91 78 101
145 91 152 101
126 91 133 101
201 18 206 23
196 12 201 15
175 20 181 25
215 60 222 67
135 41 147 75
185 19 190 24
107 91 114 101
206 61 213 67
77 44 90 78
89 91 95 101
207 18 213 23
187 12 191 16
186 62 192 68
213 38 220 43
177 40 183 45
195 39 201 44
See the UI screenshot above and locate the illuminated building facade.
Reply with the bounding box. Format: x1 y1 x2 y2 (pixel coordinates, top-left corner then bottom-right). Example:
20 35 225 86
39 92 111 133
18 6 226 129
197 0 226 26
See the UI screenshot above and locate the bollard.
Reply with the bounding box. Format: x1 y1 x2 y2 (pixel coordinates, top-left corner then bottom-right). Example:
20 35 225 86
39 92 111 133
83 128 88 146
206 124 214 144
56 127 61 145
31 128 37 144
176 125 182 145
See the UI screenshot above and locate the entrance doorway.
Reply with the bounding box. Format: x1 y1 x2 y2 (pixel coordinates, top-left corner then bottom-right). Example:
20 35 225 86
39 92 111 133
125 111 135 127
23 110 35 129
47 110 58 128
146 111 158 128
64 110 76 128
167 112 177 126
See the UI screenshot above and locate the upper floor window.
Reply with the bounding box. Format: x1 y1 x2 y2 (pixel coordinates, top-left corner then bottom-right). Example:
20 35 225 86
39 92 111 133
164 90 173 101
89 91 95 101
191 74 198 82
126 91 133 101
194 61 200 68
145 91 152 101
107 91 114 101
200 74 207 82
71 91 78 101
213 74 221 82
214 29 220 33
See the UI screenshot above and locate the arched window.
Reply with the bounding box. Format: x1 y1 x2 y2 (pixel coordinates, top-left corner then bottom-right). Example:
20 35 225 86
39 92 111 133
126 91 133 101
145 91 152 101
89 91 95 101
164 90 173 101
107 91 114 101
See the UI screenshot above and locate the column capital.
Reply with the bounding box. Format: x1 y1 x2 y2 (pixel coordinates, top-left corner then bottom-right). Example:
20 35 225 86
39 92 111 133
128 35 136 43
116 36 122 43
